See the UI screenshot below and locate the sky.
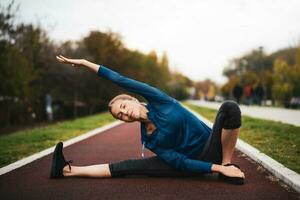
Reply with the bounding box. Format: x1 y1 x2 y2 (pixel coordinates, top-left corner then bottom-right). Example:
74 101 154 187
2 0 300 84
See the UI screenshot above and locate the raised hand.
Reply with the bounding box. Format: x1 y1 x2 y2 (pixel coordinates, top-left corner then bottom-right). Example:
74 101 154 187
56 55 85 67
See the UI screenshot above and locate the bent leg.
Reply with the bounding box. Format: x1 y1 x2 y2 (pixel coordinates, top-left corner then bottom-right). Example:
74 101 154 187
200 100 241 165
221 128 240 165
220 101 241 165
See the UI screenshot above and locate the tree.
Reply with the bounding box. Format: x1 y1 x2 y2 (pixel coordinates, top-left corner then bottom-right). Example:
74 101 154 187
0 2 193 128
222 46 298 104
272 59 293 106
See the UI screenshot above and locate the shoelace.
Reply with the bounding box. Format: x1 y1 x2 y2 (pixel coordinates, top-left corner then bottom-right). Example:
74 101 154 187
141 141 145 158
64 160 73 171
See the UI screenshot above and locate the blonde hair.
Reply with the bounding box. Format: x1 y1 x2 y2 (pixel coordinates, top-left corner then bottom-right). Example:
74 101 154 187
108 94 139 118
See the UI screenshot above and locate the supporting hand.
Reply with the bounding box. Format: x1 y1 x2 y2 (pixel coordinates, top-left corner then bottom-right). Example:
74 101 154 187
220 165 245 178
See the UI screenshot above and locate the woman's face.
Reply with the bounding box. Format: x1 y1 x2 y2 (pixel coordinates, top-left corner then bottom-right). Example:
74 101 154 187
111 99 141 122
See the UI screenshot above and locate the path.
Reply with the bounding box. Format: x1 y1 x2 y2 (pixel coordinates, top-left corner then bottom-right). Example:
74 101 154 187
0 122 298 200
188 100 300 126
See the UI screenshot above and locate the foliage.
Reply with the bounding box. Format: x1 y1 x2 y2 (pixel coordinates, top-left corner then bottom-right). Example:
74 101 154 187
0 1 192 128
195 79 218 100
272 59 294 104
222 45 300 105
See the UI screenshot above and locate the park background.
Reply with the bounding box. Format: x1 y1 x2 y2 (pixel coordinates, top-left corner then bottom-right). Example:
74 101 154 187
1 0 300 131
1 1 300 199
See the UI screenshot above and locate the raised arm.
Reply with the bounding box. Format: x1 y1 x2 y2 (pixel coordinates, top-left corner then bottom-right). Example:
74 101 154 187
56 55 174 104
97 65 174 104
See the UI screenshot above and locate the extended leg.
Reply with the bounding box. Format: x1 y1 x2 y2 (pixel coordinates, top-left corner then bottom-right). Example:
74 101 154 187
63 164 111 178
108 156 201 178
51 142 188 179
62 156 198 178
49 142 111 179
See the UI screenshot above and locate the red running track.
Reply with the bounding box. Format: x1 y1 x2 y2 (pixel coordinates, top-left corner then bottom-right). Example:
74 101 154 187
0 122 299 200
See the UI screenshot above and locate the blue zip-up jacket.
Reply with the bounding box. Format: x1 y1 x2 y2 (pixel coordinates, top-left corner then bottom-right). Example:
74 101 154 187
98 65 213 173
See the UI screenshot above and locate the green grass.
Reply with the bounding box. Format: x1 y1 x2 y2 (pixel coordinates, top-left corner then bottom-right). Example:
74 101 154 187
1 103 299 174
0 112 116 168
183 102 300 174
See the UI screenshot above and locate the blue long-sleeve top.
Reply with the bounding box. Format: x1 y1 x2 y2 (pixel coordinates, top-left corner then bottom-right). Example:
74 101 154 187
98 65 213 173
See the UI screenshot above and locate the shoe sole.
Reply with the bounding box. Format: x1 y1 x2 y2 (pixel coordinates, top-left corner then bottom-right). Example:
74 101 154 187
219 173 245 185
219 163 245 185
49 142 63 179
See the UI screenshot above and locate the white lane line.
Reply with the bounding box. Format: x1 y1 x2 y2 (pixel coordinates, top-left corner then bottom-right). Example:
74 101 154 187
0 120 123 176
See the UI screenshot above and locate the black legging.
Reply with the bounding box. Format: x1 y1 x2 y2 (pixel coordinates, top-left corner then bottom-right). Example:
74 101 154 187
108 100 241 177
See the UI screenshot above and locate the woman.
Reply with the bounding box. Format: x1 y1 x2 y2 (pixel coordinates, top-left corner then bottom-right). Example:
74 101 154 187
50 55 245 185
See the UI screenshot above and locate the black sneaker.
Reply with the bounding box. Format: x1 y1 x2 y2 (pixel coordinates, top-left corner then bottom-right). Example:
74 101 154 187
218 163 245 185
49 142 73 179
